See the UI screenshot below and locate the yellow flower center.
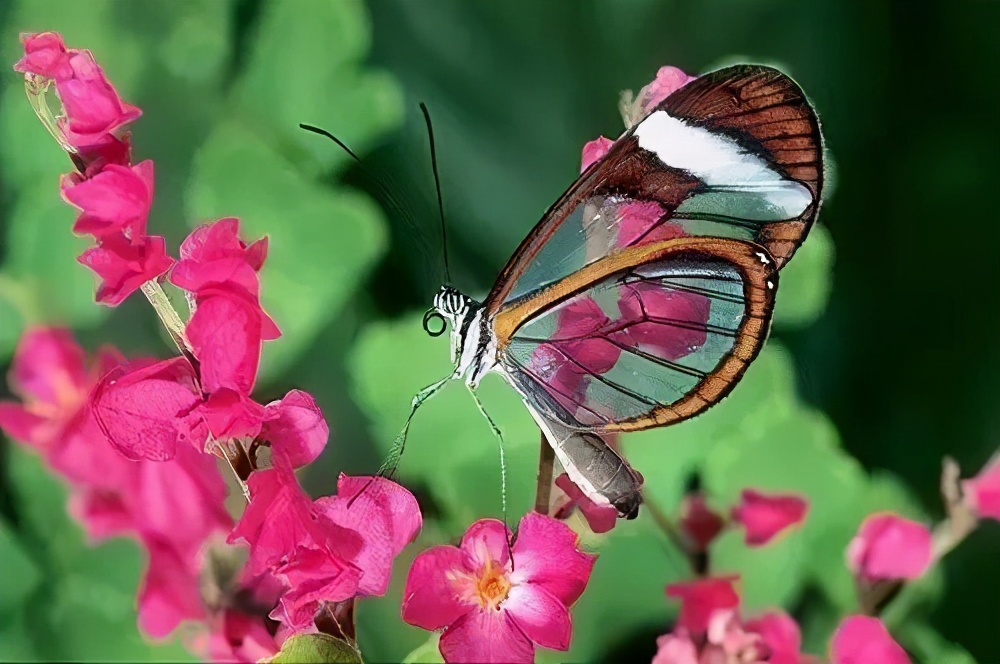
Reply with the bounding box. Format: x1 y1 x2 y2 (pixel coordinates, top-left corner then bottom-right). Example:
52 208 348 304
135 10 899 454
449 555 512 612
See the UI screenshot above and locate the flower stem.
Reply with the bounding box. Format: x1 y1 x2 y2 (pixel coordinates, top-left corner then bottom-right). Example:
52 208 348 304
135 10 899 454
140 280 189 354
534 431 554 515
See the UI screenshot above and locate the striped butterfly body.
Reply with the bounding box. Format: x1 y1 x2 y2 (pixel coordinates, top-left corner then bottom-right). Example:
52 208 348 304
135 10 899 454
428 65 823 519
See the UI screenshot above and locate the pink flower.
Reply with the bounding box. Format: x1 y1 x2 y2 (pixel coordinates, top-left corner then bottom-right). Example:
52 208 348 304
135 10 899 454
185 294 265 394
402 512 595 663
962 454 1000 521
744 610 810 664
613 281 710 360
179 217 268 273
554 473 619 534
230 468 420 634
62 160 154 238
665 576 740 636
678 492 725 553
580 136 613 172
616 201 685 247
652 633 699 664
830 616 910 664
205 608 280 663
846 513 932 582
731 489 809 546
138 533 210 639
639 66 697 112
261 390 329 470
77 232 175 306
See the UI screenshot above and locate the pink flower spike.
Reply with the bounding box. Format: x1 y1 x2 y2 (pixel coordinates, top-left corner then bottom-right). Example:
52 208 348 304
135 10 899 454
14 32 72 79
679 492 725 553
262 390 329 469
77 232 175 306
402 512 594 663
63 160 154 238
640 66 697 112
962 454 1000 521
665 576 740 636
89 357 200 461
580 136 613 172
732 489 809 546
314 474 421 596
846 512 932 582
185 293 263 394
831 616 911 664
554 473 618 534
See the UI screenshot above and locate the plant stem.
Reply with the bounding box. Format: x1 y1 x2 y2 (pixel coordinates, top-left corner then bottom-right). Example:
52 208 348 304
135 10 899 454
140 280 189 354
534 431 554 515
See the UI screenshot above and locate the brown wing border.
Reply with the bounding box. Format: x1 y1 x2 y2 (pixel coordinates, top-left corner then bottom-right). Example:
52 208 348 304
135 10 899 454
492 237 778 433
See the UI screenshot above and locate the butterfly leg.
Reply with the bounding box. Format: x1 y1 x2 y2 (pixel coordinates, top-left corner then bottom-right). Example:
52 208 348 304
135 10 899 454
378 375 451 479
467 385 515 564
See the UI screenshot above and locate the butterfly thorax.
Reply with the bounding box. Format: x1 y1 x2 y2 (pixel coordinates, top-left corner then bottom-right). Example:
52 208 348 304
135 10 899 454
432 285 496 388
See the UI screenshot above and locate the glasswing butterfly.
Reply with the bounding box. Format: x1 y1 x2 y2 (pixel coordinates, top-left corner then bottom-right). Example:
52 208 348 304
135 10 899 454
413 64 823 523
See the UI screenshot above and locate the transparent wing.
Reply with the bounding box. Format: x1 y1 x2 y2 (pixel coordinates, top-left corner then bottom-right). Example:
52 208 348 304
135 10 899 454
496 238 776 432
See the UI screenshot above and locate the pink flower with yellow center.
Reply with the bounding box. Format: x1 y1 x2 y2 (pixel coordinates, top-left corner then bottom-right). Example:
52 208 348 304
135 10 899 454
402 513 595 663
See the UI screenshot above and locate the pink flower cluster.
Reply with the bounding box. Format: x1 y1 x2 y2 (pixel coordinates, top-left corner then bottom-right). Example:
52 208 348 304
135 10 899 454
8 32 426 662
15 33 172 305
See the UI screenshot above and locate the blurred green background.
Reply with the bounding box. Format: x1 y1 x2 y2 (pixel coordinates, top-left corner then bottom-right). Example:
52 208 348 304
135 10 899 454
0 0 997 662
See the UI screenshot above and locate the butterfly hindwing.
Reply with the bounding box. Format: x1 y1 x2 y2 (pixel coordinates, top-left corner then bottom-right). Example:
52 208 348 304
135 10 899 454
493 237 777 433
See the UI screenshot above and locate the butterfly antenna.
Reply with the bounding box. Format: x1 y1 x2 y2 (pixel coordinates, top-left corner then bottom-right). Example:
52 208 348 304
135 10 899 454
298 123 437 270
419 102 452 285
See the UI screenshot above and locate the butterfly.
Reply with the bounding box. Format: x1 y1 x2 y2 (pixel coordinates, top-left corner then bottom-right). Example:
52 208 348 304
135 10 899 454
413 64 824 522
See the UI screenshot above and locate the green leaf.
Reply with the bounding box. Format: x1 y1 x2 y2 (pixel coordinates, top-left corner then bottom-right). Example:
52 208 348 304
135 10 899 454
897 622 978 664
402 634 445 664
771 223 835 330
0 276 28 362
269 633 363 664
710 527 808 613
156 0 232 83
186 120 388 377
0 518 42 615
232 0 403 173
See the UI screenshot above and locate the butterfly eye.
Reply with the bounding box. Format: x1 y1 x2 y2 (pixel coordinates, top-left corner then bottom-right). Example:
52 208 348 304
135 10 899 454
422 309 447 337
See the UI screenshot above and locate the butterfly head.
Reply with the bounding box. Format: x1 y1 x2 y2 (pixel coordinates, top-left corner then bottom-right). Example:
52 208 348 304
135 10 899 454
425 285 492 381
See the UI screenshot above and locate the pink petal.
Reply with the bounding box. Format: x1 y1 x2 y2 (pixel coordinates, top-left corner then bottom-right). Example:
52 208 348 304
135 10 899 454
504 583 572 650
744 610 804 664
133 444 232 550
639 66 697 113
732 489 809 546
186 294 262 394
845 513 932 582
314 474 422 596
271 546 364 632
461 519 513 570
0 403 48 445
14 32 72 79
206 609 279 663
68 486 134 541
137 536 206 639
554 473 618 534
509 511 595 606
665 576 740 636
402 545 472 630
78 232 175 306
439 608 534 664
679 492 725 552
8 327 88 406
962 454 1000 521
179 218 268 271
171 256 261 298
830 616 911 664
580 136 613 172
652 633 700 664
89 357 201 460
184 389 266 450
613 282 710 360
262 390 329 469
63 160 154 238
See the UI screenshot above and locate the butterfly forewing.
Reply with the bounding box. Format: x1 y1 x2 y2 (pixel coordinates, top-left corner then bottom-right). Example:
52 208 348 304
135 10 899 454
487 65 821 310
493 238 777 433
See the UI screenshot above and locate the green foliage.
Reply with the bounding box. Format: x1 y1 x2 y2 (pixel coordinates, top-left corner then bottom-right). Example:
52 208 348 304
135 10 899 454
269 633 363 664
